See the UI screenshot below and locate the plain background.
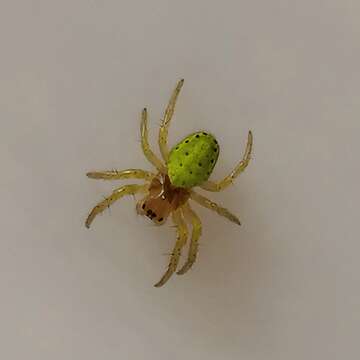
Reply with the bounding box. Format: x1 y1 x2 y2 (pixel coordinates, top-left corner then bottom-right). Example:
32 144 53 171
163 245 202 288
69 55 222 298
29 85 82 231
1 1 359 359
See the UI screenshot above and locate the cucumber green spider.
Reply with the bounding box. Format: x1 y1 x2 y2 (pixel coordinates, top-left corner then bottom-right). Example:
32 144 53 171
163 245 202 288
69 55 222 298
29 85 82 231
85 79 253 287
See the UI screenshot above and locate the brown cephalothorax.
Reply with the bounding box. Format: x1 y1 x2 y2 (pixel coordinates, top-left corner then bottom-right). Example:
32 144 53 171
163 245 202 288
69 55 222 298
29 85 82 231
136 173 190 225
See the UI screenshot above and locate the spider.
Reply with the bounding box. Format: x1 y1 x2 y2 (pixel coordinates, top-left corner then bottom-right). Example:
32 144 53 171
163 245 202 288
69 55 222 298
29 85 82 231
85 79 253 287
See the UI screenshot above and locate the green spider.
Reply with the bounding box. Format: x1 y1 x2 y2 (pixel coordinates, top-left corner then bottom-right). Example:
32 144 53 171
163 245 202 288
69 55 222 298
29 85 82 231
85 79 253 287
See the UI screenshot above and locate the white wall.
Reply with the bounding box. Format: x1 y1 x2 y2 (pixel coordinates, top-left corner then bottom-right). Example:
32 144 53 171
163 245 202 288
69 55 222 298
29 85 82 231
1 1 358 359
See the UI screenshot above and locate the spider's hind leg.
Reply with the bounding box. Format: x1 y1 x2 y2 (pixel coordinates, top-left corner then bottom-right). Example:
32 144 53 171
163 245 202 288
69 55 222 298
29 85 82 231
87 169 155 181
201 131 253 192
190 190 241 226
158 79 184 162
141 108 166 172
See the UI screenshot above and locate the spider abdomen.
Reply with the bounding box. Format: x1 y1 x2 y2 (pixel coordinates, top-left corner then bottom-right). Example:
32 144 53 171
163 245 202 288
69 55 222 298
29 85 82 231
167 131 220 188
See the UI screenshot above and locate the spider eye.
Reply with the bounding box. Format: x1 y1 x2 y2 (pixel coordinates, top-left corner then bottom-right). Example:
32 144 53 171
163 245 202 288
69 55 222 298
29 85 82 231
142 203 146 210
158 217 163 222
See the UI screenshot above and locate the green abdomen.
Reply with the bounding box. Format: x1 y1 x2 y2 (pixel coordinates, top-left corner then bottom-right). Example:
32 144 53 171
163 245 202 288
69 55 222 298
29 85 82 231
167 131 220 188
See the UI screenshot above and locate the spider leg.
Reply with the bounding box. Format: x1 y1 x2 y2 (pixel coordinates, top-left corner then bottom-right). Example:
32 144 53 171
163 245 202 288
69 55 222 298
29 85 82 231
87 169 155 181
200 131 253 192
158 79 184 162
154 208 188 287
177 202 202 275
85 184 147 228
190 190 241 226
141 108 166 172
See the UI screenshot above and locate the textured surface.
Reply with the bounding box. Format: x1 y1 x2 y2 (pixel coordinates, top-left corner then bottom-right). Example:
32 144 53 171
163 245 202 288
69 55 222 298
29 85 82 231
167 132 219 188
1 1 359 359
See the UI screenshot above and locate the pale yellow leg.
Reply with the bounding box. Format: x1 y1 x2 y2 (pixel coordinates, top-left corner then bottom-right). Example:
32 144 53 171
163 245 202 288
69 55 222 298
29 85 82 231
201 131 253 192
158 79 184 162
87 169 155 181
141 108 166 172
85 184 147 228
177 203 202 275
154 208 188 287
190 190 241 225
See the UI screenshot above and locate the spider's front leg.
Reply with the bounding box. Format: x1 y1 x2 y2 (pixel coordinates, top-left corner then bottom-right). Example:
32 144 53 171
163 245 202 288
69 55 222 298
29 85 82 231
177 203 202 275
201 131 253 192
154 208 188 287
158 79 184 162
85 184 147 228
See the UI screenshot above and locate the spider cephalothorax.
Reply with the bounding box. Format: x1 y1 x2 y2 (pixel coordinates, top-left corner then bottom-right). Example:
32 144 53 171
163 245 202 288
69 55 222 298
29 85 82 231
136 173 190 225
86 79 253 287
